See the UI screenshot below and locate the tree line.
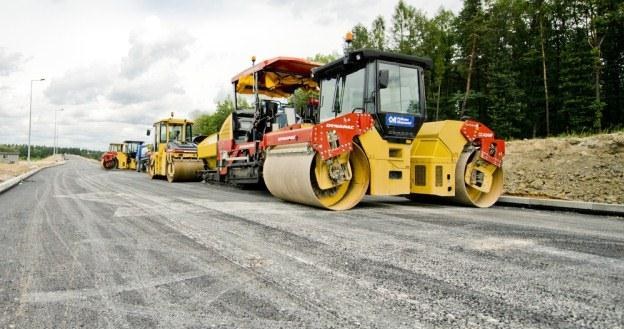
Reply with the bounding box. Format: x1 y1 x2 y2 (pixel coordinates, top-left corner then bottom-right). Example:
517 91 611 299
350 0 623 138
0 144 102 160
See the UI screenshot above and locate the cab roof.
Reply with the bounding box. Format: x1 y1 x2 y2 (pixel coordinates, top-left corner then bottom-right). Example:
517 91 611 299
231 57 320 98
154 118 194 125
312 49 433 80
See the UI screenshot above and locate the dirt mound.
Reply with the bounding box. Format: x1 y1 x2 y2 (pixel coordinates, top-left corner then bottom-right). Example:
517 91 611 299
504 132 624 204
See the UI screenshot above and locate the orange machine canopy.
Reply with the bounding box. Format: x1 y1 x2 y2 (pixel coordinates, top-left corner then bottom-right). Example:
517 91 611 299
232 57 320 98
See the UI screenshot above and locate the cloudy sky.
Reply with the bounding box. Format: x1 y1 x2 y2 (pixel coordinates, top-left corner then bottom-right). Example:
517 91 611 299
0 0 461 150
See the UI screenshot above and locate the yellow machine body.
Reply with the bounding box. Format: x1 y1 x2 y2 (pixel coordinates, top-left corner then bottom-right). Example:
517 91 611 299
355 119 502 207
357 129 412 196
115 151 135 170
409 120 468 196
197 113 233 170
148 117 203 182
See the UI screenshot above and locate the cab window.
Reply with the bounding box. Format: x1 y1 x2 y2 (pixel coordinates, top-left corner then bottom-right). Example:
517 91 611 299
319 78 336 122
340 68 365 114
159 123 167 143
185 124 193 142
378 63 422 115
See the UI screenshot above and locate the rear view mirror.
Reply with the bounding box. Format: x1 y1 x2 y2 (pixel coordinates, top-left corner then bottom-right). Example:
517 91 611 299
146 129 151 136
379 70 389 89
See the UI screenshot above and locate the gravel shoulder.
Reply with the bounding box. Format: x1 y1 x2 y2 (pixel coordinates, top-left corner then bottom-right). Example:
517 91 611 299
0 156 622 329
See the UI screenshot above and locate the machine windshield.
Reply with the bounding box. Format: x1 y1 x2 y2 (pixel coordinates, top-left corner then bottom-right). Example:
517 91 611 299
125 143 139 154
169 125 183 142
318 68 365 122
378 63 421 115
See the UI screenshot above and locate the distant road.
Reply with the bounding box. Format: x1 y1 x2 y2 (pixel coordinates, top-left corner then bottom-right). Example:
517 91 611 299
1 156 622 329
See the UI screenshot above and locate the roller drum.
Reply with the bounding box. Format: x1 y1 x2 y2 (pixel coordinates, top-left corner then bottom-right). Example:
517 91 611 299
166 159 203 183
263 143 370 210
453 148 504 207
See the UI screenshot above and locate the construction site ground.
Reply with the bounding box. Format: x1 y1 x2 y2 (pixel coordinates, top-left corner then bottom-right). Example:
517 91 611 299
504 131 624 204
0 156 622 329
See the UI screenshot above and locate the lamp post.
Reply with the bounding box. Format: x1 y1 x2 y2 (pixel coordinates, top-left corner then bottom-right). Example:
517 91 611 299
28 78 45 162
54 108 64 156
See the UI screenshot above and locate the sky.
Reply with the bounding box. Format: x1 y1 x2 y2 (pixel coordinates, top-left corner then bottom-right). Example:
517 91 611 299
0 0 462 151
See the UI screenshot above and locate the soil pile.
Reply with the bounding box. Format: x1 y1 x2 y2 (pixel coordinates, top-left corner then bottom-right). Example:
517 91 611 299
504 132 624 204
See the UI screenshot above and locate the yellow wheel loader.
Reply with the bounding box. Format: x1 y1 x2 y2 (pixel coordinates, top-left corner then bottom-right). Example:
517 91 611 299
147 117 203 182
101 141 143 170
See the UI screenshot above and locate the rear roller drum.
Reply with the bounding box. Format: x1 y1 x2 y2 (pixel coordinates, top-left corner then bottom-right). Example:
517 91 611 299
263 143 370 210
453 147 504 207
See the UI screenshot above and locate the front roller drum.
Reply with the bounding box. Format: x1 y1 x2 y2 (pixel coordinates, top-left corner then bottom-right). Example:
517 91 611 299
166 159 203 183
102 158 117 170
453 148 504 207
263 143 370 210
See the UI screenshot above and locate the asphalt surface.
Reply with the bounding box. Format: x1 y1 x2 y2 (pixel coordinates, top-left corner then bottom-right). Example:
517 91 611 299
1 156 622 329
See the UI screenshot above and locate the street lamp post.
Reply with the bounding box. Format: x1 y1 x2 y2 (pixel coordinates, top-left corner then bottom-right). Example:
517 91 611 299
28 78 45 162
54 108 64 156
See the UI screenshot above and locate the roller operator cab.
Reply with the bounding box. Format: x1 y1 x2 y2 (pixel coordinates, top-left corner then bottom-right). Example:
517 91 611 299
262 49 506 210
148 117 203 182
314 49 428 141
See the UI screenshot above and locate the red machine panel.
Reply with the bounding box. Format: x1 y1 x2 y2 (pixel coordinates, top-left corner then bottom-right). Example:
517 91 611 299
461 120 505 167
263 113 374 160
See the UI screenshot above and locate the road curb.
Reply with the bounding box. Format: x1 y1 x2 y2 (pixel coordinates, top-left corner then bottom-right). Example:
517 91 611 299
497 195 624 217
0 161 66 195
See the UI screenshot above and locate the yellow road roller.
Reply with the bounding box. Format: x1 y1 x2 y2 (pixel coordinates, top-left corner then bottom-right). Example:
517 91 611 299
147 116 203 182
261 48 505 210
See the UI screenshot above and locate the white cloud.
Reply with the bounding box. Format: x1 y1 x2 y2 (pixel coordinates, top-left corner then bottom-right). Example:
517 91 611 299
108 69 185 105
44 64 115 105
121 16 195 79
0 47 26 76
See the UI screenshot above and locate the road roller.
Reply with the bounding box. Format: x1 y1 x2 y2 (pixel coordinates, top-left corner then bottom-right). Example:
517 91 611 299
147 116 203 182
101 141 143 170
262 47 505 210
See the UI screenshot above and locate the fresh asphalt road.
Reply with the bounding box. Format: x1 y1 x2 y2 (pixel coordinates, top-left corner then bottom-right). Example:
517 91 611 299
1 156 622 329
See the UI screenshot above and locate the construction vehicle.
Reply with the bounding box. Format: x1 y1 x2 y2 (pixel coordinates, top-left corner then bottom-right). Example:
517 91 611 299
197 56 320 184
100 141 143 170
198 38 505 210
147 116 203 182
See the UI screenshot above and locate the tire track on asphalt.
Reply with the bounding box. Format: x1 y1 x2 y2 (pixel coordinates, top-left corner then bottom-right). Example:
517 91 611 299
69 161 306 326
14 167 55 326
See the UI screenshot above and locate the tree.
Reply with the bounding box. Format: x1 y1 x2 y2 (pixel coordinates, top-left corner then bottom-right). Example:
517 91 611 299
423 9 455 120
456 0 485 117
370 16 387 50
391 0 428 55
308 53 339 64
351 24 371 49
194 98 242 136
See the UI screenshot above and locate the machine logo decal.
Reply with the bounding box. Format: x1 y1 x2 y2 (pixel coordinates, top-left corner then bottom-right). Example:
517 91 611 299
386 114 415 127
277 135 297 142
325 124 354 130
